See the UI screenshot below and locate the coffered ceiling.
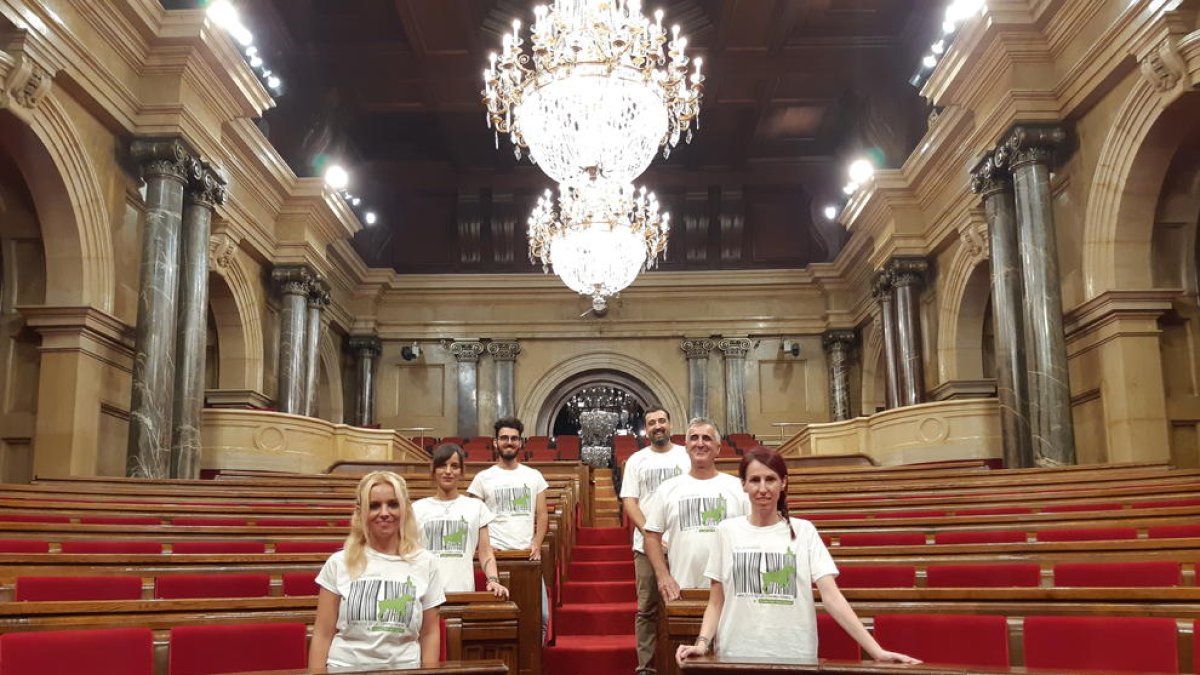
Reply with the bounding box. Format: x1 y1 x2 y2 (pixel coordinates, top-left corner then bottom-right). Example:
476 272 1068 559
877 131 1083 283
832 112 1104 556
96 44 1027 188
186 0 943 273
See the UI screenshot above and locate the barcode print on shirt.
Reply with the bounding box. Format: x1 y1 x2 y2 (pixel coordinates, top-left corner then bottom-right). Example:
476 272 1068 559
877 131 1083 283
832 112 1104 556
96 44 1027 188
493 485 532 515
731 550 798 598
640 467 682 496
345 577 418 630
678 495 727 530
423 518 469 554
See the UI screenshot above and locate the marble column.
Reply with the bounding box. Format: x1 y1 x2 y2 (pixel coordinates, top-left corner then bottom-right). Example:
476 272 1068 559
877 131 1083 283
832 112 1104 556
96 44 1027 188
681 338 715 419
272 265 314 415
971 152 1034 469
873 272 902 410
1004 124 1076 466
718 337 752 434
303 281 330 417
349 335 381 427
822 330 856 421
888 257 929 407
487 341 521 420
170 160 227 479
450 341 485 438
126 139 192 479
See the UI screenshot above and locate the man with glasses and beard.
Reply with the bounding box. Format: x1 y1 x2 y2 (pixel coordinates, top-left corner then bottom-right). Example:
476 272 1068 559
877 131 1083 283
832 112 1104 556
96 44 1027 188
467 416 550 641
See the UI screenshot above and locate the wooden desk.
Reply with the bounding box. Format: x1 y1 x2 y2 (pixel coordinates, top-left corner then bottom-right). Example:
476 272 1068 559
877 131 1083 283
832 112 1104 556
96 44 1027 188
680 655 1025 674
222 660 507 674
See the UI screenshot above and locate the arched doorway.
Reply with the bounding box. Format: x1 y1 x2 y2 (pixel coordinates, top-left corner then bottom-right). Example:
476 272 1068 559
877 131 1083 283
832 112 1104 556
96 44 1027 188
536 369 660 439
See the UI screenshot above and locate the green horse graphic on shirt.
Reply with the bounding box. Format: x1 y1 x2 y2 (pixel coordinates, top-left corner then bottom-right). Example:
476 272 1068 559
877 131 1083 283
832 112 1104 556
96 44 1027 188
442 517 469 548
512 487 531 511
375 591 416 632
700 500 726 527
760 552 797 594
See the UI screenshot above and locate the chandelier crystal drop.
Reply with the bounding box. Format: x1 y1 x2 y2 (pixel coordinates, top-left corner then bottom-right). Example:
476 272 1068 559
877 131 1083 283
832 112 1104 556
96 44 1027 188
482 0 704 185
528 183 669 312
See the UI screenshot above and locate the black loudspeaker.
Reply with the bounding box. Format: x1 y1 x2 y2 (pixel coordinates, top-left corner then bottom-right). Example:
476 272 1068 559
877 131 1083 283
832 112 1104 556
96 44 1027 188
401 344 422 361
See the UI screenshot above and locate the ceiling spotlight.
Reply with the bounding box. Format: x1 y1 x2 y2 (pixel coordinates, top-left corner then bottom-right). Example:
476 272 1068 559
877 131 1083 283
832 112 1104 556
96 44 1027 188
842 183 857 195
245 46 257 56
232 26 254 47
266 75 281 89
823 205 838 221
324 165 349 190
205 0 239 30
848 158 875 184
942 20 956 34
922 54 937 69
365 211 378 225
352 197 361 206
931 40 946 55
249 56 262 68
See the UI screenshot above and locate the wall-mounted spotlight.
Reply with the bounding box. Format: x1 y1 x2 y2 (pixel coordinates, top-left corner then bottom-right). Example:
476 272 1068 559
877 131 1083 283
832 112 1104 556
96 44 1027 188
781 339 800 358
400 343 422 361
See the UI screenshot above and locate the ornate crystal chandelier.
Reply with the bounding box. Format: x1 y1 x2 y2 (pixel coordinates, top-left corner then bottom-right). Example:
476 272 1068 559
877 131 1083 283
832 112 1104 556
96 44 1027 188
483 0 702 308
528 182 669 312
483 0 704 185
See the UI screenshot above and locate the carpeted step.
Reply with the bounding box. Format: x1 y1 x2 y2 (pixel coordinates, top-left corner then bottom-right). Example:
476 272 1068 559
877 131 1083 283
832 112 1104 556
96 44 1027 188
576 527 627 546
555 601 638 635
561 580 636 604
571 545 631 562
569 560 634 581
544 634 638 673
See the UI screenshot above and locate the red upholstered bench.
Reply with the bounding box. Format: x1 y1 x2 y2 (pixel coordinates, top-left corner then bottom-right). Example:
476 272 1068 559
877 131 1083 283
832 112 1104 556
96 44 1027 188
1034 526 1137 542
926 563 1040 588
834 565 916 588
275 540 342 553
1148 523 1200 539
172 517 248 526
78 516 162 525
1040 502 1121 513
60 540 163 554
816 613 859 661
955 507 1033 516
875 510 947 519
1023 615 1178 673
934 530 1026 545
1053 561 1181 587
169 623 307 675
155 573 271 599
15 575 143 601
282 572 320 596
0 514 70 523
839 532 926 547
0 539 49 553
872 614 1009 668
1133 496 1200 509
0 627 154 675
255 518 331 528
172 540 267 554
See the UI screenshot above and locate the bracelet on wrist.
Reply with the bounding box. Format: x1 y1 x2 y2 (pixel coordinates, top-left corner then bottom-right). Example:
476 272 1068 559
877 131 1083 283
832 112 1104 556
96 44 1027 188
487 576 500 583
695 635 711 649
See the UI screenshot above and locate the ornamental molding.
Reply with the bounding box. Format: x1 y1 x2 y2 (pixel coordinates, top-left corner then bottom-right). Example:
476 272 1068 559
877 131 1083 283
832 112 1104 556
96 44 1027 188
1002 124 1068 170
486 341 522 362
822 329 857 352
680 337 715 360
958 217 990 266
185 159 228 208
885 257 929 289
1133 9 1194 95
449 341 485 363
717 337 752 359
348 335 382 358
271 264 315 297
0 30 57 121
969 151 1013 199
130 137 196 184
207 231 239 273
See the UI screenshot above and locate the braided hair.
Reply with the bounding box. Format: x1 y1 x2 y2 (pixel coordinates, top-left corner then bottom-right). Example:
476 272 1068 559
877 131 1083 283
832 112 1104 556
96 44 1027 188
738 446 795 540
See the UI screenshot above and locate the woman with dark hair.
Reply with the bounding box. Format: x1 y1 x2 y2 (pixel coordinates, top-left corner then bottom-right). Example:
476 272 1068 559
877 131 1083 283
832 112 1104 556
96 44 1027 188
412 443 508 598
309 471 445 671
676 447 918 666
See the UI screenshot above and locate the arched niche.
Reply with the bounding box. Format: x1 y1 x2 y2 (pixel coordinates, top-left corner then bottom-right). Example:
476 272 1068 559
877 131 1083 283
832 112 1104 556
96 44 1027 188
860 319 886 415
938 253 994 383
538 369 659 438
317 331 345 424
521 351 685 437
207 249 264 392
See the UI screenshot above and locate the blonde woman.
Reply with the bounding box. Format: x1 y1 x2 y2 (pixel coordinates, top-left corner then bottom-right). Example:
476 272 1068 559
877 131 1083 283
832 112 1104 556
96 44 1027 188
309 471 446 671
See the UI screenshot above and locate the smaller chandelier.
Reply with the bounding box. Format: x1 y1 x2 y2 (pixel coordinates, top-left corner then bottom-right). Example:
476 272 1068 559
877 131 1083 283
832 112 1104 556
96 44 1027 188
482 0 704 186
529 182 669 312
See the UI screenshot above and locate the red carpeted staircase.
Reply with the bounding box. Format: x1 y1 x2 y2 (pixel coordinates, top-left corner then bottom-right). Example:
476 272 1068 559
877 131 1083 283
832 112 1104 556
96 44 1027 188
544 526 638 672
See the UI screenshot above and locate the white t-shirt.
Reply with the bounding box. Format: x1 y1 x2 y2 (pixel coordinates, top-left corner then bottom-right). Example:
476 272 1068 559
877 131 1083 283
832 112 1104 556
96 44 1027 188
412 495 496 593
620 443 689 554
705 516 838 661
466 464 549 551
315 547 447 669
643 472 750 588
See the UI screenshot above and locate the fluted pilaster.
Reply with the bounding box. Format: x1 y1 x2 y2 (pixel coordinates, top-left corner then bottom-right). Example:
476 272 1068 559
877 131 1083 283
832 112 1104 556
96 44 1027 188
272 265 314 415
350 335 381 427
303 280 330 417
822 330 856 421
718 337 752 434
887 257 928 407
451 341 485 438
872 272 902 410
681 338 715 419
487 341 521 419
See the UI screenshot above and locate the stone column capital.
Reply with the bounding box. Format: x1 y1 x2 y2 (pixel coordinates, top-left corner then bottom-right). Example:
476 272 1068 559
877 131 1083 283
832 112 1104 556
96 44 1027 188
970 152 1013 198
871 270 894 300
450 341 485 363
681 338 715 360
307 278 331 308
717 337 752 359
1001 123 1068 170
348 334 382 357
486 341 521 361
272 265 315 297
886 257 929 289
822 329 857 352
184 159 228 207
131 138 196 184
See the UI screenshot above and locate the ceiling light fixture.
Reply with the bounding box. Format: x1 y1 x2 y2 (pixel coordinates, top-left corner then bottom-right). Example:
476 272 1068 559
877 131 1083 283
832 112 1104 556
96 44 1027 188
323 165 349 190
483 0 703 309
